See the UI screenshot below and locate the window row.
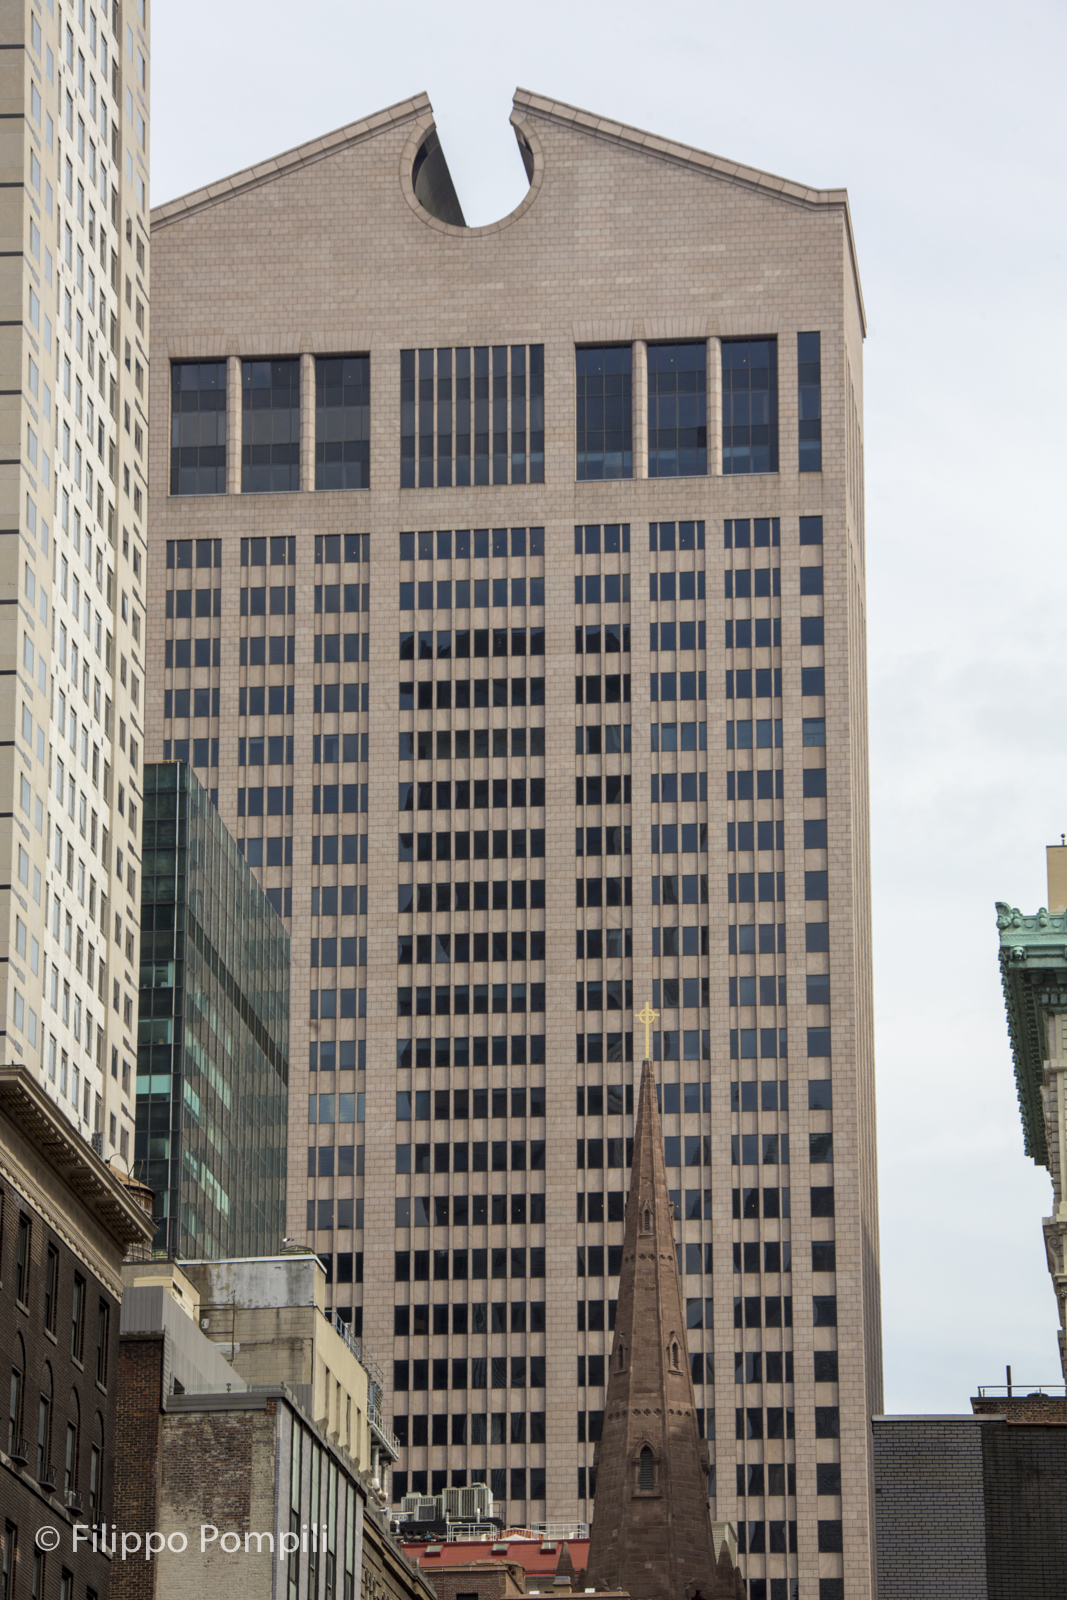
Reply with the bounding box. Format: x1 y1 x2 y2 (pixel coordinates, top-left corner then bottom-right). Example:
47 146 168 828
652 977 712 1011
394 1242 546 1277
398 1087 546 1121
237 685 296 716
395 1034 546 1069
727 872 786 903
164 588 220 618
404 527 545 561
402 627 545 659
576 827 632 856
393 1468 545 1504
575 675 632 705
725 618 783 649
314 683 367 714
575 723 632 755
650 874 710 905
314 534 369 565
400 727 546 762
305 1091 362 1123
311 835 366 865
394 1354 548 1390
400 678 545 710
402 779 547 811
312 734 368 765
576 930 633 960
171 358 370 495
726 670 783 699
238 636 297 666
401 577 546 611
313 584 369 615
725 770 786 801
400 933 546 964
575 1032 634 1064
649 622 705 652
237 786 293 817
650 728 708 760
573 573 631 606
396 1195 545 1228
722 568 782 600
173 339 820 497
732 1135 792 1166
402 346 544 487
575 877 634 908
238 586 297 616
397 984 546 1016
576 981 634 1012
308 989 365 1021
315 633 367 664
162 738 217 769
309 1040 362 1070
396 1408 546 1445
305 1198 362 1231
726 719 790 749
399 831 546 861
576 623 631 654
398 880 547 913
242 836 292 868
310 938 366 968
732 1027 831 1058
165 638 222 668
164 688 219 718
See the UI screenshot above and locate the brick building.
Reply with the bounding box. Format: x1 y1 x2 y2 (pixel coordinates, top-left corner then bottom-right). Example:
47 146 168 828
0 1064 154 1600
872 1392 1067 1599
146 88 877 1597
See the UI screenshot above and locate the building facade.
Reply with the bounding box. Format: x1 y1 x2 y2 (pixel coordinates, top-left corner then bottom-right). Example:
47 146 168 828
146 90 879 1598
113 1379 433 1600
997 844 1067 1378
178 1254 398 1493
873 1394 1067 1599
0 1063 154 1600
135 761 289 1258
0 0 151 1162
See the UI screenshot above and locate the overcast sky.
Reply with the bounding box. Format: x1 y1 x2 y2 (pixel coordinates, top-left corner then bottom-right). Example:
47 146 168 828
151 0 1067 1410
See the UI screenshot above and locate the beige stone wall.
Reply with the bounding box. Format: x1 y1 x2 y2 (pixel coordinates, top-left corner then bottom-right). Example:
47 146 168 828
148 91 876 1597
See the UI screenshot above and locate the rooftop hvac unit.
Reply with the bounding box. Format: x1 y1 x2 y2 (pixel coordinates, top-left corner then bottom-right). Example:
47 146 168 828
443 1483 493 1523
399 1495 439 1523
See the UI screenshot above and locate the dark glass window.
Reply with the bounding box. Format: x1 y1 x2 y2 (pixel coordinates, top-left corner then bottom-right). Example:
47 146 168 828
798 331 822 471
648 343 706 477
576 346 632 480
315 356 369 489
401 346 543 488
170 361 226 495
722 339 778 475
241 359 300 492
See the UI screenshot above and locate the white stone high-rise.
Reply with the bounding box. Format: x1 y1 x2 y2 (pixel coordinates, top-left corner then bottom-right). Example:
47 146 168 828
1 0 149 1162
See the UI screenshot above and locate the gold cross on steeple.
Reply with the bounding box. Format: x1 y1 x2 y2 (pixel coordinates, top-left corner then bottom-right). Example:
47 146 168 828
636 1001 659 1060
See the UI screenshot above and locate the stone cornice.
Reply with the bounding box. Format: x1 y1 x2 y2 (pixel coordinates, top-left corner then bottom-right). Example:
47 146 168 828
996 902 1067 1167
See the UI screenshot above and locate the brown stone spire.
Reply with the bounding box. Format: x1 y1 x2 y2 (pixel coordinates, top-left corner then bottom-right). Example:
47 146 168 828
586 1059 718 1600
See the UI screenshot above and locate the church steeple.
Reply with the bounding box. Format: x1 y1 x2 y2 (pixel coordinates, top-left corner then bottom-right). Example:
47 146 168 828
586 1059 718 1600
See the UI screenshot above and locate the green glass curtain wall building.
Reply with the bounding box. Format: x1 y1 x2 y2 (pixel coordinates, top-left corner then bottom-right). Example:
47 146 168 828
136 763 289 1257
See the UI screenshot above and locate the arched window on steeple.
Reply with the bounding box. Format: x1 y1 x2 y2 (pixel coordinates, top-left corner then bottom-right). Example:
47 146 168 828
643 1205 652 1232
638 1446 655 1492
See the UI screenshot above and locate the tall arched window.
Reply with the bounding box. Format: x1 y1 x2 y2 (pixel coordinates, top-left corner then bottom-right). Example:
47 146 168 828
638 1447 655 1491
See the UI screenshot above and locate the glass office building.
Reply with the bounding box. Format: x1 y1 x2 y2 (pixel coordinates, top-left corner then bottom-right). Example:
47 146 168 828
136 763 289 1257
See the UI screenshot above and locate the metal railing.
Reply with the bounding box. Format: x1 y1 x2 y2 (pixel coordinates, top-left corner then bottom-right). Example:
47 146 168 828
368 1407 400 1458
976 1382 1066 1398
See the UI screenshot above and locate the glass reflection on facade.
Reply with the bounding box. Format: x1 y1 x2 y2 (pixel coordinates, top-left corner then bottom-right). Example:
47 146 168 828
136 763 289 1258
